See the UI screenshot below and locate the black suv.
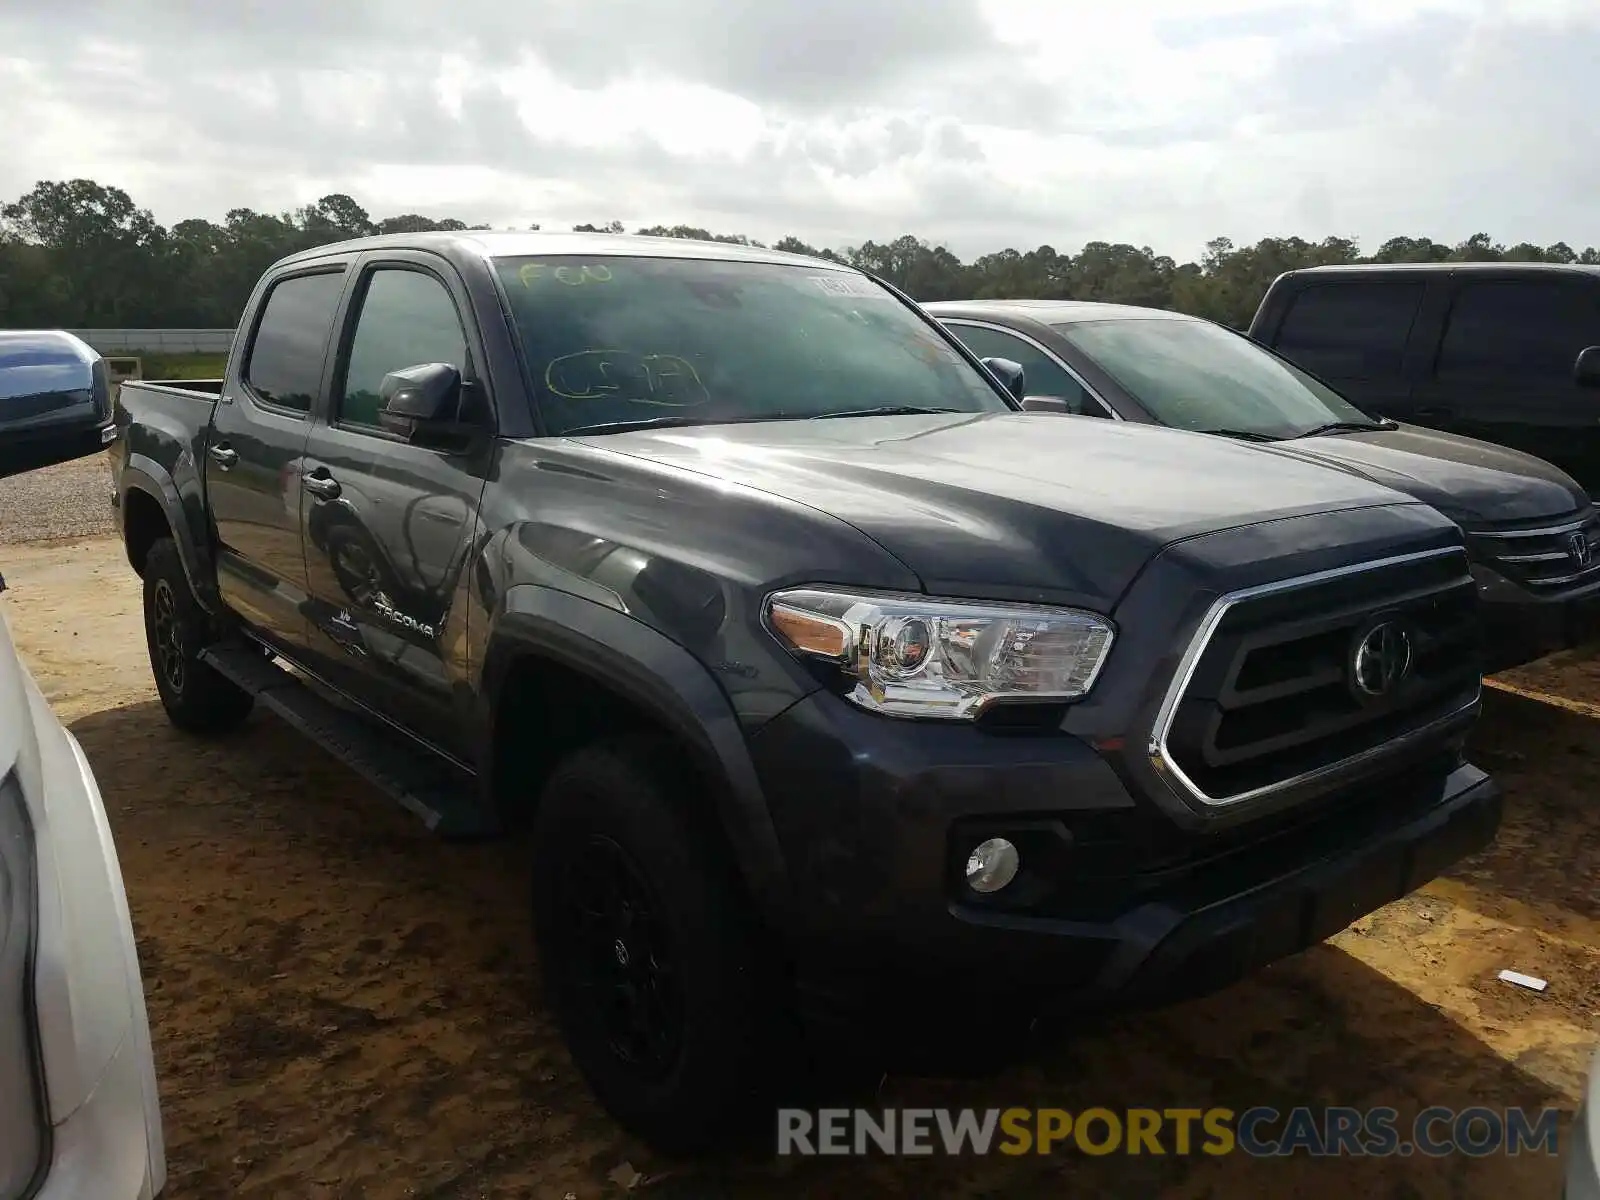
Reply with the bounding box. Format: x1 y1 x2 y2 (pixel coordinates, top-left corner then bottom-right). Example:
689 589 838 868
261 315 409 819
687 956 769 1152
1249 262 1600 493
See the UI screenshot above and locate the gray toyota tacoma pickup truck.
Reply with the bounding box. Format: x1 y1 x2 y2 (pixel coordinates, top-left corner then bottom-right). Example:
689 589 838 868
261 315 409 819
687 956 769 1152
108 231 1501 1152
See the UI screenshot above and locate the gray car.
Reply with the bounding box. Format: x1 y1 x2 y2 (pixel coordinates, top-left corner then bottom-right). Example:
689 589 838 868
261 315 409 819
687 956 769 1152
928 299 1600 673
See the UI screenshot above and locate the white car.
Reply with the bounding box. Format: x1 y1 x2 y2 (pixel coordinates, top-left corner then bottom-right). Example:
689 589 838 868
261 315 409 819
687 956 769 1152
1569 1049 1600 1200
0 330 166 1197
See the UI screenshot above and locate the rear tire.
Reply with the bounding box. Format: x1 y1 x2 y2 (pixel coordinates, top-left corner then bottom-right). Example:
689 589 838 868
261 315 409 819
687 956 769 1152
530 736 780 1155
143 537 254 735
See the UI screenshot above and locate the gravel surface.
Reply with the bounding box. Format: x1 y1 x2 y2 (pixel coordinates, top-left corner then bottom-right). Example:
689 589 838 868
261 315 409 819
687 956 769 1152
3 535 1596 1198
0 452 117 545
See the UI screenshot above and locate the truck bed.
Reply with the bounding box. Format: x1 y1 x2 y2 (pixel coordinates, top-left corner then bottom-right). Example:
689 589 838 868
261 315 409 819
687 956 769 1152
112 380 224 514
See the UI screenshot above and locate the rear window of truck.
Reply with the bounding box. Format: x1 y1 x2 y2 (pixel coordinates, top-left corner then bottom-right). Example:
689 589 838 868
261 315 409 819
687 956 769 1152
244 270 345 413
1272 280 1425 381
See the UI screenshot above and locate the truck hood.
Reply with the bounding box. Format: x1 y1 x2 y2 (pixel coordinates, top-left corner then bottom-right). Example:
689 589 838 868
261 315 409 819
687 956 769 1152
577 412 1422 608
1267 423 1589 525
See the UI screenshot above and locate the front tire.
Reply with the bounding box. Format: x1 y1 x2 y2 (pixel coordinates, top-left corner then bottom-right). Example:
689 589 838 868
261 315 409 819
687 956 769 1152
143 537 254 734
530 736 778 1154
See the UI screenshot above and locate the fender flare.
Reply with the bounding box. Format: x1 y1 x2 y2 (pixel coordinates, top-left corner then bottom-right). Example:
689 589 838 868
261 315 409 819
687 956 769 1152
480 583 793 917
121 453 218 612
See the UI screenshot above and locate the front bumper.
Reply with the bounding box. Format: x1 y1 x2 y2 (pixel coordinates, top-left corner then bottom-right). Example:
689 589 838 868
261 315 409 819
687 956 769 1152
750 692 1501 1053
1091 762 1498 1008
1474 564 1600 674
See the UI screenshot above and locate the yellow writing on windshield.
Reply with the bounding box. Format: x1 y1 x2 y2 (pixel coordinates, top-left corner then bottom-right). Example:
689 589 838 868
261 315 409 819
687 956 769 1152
546 350 709 406
519 263 614 288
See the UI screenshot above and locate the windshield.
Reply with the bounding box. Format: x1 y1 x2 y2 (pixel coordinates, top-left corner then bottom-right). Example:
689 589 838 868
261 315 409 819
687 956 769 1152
494 255 1010 434
1055 317 1377 438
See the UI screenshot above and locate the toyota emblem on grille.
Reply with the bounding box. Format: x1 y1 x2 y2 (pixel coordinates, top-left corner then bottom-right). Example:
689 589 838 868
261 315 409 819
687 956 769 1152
1351 620 1413 699
1568 531 1592 568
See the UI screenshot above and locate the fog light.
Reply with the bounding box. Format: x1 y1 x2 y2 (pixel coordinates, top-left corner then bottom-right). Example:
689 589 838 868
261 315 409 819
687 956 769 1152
965 837 1019 894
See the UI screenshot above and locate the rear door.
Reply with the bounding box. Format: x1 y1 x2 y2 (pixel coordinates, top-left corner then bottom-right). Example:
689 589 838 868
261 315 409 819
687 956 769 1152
297 252 494 760
1263 277 1426 421
1409 274 1600 490
206 264 349 651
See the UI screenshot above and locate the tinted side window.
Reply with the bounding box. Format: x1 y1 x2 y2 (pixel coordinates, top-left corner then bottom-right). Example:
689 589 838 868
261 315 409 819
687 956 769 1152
1436 280 1600 381
1273 281 1425 381
244 271 345 413
943 323 1103 415
340 269 467 428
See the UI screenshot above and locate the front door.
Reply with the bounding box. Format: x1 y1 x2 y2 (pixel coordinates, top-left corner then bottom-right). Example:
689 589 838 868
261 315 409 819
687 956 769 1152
206 266 348 651
1410 276 1600 493
298 257 492 759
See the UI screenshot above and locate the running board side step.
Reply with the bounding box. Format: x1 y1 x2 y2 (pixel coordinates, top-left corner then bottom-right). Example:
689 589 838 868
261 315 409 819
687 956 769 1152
200 643 492 838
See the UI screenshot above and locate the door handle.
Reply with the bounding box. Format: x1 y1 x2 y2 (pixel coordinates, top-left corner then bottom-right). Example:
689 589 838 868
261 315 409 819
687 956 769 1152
302 472 342 499
207 444 239 469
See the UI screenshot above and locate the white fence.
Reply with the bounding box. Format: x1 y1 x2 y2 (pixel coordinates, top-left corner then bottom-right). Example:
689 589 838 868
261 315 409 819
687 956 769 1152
65 329 236 355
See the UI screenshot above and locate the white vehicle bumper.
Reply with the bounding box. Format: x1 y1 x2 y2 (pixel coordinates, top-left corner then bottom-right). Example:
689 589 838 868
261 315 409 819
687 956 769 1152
7 658 165 1199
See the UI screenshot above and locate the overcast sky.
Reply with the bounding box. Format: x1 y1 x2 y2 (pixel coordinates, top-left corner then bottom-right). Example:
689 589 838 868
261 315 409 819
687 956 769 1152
2 0 1596 260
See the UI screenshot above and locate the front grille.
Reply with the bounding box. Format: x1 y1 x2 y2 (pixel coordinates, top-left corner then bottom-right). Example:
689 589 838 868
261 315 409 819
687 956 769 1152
1154 548 1480 806
1469 509 1600 591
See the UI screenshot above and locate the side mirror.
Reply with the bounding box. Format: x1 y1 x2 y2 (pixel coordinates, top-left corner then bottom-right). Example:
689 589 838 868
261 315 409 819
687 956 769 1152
980 356 1026 402
377 362 474 444
0 331 114 480
1575 347 1600 389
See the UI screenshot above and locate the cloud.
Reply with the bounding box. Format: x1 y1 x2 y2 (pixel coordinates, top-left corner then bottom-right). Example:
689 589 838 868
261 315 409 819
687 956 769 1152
1 0 1598 261
0 0 1002 107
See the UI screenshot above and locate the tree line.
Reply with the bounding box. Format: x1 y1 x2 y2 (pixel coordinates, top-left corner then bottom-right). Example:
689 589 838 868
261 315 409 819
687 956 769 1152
3 178 1597 333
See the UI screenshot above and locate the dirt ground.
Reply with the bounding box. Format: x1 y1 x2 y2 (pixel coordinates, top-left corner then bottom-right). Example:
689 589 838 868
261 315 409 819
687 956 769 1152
3 532 1597 1198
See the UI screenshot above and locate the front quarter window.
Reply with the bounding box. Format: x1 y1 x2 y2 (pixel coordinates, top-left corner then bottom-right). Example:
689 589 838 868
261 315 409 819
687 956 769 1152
942 322 1104 415
493 255 1010 434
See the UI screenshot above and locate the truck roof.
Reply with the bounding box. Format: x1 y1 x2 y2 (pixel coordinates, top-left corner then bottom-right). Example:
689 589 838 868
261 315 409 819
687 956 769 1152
274 230 855 273
1279 261 1600 279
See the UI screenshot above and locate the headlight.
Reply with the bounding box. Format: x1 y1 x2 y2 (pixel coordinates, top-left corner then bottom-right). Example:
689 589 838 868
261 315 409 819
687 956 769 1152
765 588 1115 720
0 769 45 1198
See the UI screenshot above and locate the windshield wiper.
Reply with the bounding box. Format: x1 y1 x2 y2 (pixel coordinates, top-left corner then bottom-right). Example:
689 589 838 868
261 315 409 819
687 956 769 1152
1193 427 1281 443
564 407 964 434
805 406 962 420
560 415 725 436
1297 419 1398 437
